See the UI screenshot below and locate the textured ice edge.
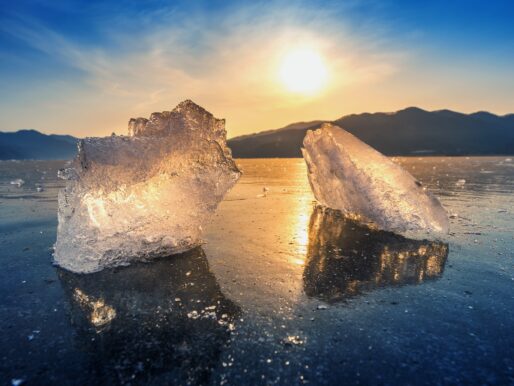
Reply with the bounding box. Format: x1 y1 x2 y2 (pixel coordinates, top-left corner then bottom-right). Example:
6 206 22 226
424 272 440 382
54 100 241 273
302 123 449 240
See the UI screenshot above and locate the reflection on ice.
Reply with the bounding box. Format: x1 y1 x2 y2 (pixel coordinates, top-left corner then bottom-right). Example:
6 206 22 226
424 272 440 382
304 206 449 303
72 288 117 330
57 247 240 385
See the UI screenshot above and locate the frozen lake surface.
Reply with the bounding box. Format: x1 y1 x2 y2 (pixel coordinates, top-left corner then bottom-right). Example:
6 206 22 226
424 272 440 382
0 157 513 385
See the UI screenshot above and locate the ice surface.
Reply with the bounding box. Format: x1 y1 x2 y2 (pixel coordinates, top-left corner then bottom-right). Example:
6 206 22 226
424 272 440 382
302 123 449 237
54 100 241 273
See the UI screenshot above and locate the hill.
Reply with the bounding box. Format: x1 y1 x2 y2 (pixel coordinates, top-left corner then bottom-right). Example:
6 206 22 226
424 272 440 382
3 108 514 160
0 130 78 160
228 107 514 157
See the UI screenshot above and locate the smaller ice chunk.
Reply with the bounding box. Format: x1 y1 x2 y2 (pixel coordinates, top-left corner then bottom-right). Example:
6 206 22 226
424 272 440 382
10 178 24 187
302 123 449 238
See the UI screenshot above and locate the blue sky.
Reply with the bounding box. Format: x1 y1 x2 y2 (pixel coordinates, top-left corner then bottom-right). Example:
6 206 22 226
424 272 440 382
1 0 513 137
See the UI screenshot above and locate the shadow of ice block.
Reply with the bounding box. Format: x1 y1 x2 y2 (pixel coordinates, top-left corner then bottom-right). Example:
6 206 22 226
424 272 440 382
303 206 449 303
57 247 241 385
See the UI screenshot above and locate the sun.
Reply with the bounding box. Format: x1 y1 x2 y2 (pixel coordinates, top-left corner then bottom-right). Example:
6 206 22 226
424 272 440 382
279 48 328 95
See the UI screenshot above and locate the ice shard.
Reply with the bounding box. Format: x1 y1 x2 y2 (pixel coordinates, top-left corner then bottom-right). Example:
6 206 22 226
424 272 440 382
302 123 449 238
54 100 241 273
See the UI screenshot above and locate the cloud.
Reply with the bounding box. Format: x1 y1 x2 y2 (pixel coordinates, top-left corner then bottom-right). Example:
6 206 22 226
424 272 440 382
0 1 404 135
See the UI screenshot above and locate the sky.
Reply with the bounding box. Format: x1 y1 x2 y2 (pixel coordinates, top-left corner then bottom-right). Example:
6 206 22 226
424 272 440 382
1 0 513 138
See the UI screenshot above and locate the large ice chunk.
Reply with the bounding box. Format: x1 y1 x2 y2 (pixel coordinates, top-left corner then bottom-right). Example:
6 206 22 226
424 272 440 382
54 100 241 273
302 123 449 238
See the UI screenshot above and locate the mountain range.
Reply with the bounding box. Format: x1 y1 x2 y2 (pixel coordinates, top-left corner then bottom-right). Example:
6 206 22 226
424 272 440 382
0 129 78 160
228 107 514 157
1 107 514 160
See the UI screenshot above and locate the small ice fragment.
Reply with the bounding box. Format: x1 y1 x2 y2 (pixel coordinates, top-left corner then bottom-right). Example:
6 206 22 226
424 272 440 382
11 379 25 386
35 184 44 192
316 304 328 310
257 186 269 198
455 179 466 187
187 311 200 319
10 179 24 187
505 158 512 162
282 335 304 346
302 124 449 237
203 311 217 319
54 100 240 273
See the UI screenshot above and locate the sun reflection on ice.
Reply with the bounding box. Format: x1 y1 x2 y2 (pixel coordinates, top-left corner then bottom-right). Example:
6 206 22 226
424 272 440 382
73 288 117 330
288 168 314 267
291 208 311 265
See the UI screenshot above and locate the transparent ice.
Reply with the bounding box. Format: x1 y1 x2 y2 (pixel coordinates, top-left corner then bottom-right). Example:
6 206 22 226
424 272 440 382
302 123 449 238
10 178 24 187
54 100 241 273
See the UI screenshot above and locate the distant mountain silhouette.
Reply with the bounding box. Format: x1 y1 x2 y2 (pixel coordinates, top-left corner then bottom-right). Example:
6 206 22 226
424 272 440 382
228 107 514 157
0 129 78 160
2 108 514 160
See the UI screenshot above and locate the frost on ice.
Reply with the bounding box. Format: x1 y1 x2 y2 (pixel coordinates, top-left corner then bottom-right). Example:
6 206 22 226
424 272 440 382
302 123 449 238
54 100 241 273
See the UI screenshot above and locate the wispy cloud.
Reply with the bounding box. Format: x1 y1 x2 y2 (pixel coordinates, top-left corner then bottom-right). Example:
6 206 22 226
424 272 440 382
0 1 405 135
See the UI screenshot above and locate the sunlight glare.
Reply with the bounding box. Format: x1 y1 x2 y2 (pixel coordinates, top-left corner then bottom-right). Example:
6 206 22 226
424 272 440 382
279 48 328 95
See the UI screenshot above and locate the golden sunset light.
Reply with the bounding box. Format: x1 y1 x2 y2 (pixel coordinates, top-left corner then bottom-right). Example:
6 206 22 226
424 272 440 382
1 2 513 384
